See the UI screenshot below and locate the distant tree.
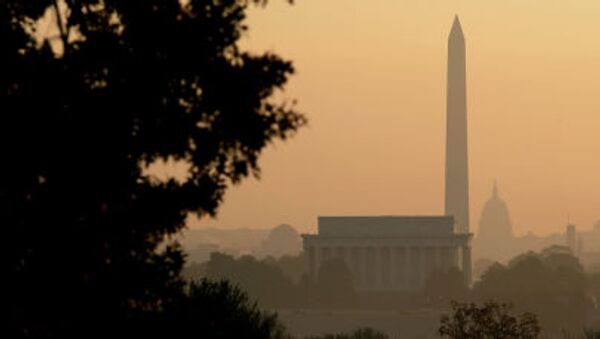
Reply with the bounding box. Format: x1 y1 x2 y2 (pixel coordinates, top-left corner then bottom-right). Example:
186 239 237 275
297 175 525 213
3 0 303 337
181 260 208 282
314 258 356 307
583 328 600 339
152 279 289 339
473 258 495 282
422 267 468 306
266 252 305 283
439 301 541 339
204 252 301 307
589 272 600 311
304 327 388 339
473 247 587 333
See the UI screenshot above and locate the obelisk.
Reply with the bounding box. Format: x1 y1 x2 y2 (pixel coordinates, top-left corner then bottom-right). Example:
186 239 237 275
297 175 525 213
445 16 470 234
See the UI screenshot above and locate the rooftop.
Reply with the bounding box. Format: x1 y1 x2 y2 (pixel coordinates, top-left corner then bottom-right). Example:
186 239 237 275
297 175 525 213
317 215 456 238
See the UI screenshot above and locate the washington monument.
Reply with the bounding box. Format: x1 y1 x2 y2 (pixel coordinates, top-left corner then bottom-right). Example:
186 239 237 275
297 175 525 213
445 16 470 234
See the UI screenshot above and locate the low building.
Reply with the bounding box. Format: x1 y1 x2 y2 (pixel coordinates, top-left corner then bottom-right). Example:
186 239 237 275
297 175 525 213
302 216 472 291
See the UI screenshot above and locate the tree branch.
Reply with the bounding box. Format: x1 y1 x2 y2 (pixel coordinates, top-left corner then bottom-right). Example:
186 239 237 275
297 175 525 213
52 0 69 55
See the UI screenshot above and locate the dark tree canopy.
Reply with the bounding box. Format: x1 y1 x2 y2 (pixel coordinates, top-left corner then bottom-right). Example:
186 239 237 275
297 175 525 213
305 327 389 339
439 301 541 339
203 252 302 308
314 258 356 307
422 267 468 306
3 1 304 337
154 279 288 339
472 246 587 332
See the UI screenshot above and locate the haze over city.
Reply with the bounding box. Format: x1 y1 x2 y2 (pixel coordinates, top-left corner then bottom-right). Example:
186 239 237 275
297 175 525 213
6 1 600 338
191 0 600 235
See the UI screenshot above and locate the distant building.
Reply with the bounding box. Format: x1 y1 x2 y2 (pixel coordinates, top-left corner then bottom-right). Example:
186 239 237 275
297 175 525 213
473 182 515 262
301 17 473 291
566 223 577 254
302 216 471 291
253 224 302 258
472 210 600 271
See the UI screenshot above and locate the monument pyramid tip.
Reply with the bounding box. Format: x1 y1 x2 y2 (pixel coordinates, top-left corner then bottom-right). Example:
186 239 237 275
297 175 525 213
452 15 462 29
450 15 464 38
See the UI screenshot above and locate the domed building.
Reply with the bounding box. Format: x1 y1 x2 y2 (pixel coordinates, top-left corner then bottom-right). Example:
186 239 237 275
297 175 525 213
253 224 302 258
473 182 516 263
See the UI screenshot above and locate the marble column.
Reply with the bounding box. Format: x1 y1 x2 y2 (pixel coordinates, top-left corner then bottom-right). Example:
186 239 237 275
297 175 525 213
321 246 331 262
381 247 390 287
420 247 427 287
403 247 410 289
314 245 321 281
334 246 345 261
392 247 406 289
307 246 315 281
344 246 352 271
409 247 421 289
366 247 376 287
435 246 444 272
360 247 367 287
440 247 451 272
390 247 396 288
376 247 382 287
351 247 358 286
450 246 459 269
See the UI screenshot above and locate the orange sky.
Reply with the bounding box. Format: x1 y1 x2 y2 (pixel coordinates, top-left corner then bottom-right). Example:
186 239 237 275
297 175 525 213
190 0 600 236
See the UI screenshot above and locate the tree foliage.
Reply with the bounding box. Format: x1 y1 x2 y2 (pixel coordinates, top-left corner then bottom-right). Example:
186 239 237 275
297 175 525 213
590 272 600 309
439 301 541 339
154 279 289 339
259 252 305 284
473 246 587 332
203 252 302 307
304 327 389 339
422 267 468 306
313 258 356 307
3 0 304 337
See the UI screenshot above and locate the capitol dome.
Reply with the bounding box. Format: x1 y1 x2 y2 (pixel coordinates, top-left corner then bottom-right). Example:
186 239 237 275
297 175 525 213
478 182 514 241
474 182 515 262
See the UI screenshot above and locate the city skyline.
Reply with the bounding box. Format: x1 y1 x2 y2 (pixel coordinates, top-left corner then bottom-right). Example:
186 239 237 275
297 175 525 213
190 1 600 235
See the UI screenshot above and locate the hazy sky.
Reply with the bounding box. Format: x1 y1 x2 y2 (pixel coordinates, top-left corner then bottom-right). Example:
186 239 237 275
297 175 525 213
190 0 600 236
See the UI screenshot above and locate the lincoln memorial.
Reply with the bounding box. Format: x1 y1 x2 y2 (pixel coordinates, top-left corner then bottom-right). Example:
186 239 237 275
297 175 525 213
302 216 472 291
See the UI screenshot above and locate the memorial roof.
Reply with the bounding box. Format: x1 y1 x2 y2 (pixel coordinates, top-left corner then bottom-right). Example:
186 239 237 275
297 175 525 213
317 215 455 237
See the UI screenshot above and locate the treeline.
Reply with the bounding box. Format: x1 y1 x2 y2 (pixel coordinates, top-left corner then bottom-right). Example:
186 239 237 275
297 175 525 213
470 246 591 333
185 246 600 334
185 252 306 308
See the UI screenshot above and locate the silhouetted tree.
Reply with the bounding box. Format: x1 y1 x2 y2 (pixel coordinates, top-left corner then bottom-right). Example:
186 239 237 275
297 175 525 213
583 328 600 339
153 279 289 339
314 258 356 307
422 267 468 306
590 272 600 306
203 252 301 307
473 247 587 333
259 251 305 283
304 327 389 339
273 252 305 283
3 1 303 337
439 301 541 339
